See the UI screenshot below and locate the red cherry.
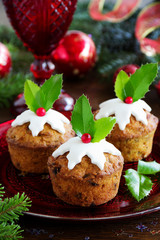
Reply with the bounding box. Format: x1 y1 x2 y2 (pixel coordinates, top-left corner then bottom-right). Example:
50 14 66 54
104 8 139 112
125 97 133 104
81 133 92 143
36 107 46 116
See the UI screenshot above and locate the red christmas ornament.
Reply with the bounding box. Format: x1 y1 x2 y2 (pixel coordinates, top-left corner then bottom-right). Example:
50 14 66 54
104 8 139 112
0 43 12 78
36 107 46 117
51 30 97 76
155 81 160 97
81 133 92 143
125 96 133 104
113 64 139 83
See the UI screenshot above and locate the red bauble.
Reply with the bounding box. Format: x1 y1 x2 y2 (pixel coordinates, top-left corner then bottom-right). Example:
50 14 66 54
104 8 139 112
36 107 46 116
0 43 12 78
125 96 133 104
81 133 92 143
113 64 139 83
51 30 97 76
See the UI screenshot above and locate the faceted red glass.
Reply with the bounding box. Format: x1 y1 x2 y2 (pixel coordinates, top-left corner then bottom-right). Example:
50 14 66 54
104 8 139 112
2 0 77 84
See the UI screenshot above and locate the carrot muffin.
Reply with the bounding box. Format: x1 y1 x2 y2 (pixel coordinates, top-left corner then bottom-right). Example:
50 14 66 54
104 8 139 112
6 75 75 173
95 63 158 162
48 95 124 206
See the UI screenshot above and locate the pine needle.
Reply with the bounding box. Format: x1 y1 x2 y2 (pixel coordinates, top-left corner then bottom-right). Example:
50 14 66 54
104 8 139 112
0 184 31 239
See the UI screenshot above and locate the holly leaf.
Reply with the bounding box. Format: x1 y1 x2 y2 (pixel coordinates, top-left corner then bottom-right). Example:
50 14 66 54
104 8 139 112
114 70 129 101
92 117 116 143
71 95 94 137
138 160 160 175
124 63 158 102
124 169 153 202
24 80 42 112
41 74 63 111
24 75 63 113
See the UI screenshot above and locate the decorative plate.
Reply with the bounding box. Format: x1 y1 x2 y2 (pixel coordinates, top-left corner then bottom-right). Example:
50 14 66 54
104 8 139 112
0 119 160 221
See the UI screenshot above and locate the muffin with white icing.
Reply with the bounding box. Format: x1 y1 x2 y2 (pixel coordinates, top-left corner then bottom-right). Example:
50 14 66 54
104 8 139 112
48 95 124 206
6 75 75 173
95 63 159 162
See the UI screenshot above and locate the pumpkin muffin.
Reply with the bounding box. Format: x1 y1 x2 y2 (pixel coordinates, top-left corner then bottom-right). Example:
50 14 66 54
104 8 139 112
48 151 123 207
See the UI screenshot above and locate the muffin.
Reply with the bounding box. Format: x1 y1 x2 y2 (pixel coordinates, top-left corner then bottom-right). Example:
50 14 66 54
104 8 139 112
7 115 74 173
48 95 124 206
6 75 75 173
95 63 159 162
48 146 123 207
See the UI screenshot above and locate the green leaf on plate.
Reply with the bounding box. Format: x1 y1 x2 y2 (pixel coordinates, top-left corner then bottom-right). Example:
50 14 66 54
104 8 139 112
114 70 130 101
138 160 160 175
71 94 94 137
92 117 116 142
124 169 153 202
124 63 158 102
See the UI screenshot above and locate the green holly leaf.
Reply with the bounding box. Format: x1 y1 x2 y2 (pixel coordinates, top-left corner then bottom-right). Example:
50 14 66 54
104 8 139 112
114 70 129 101
24 80 42 112
24 74 63 113
41 74 63 111
124 169 153 202
71 94 94 137
124 63 158 102
92 117 116 143
138 160 160 175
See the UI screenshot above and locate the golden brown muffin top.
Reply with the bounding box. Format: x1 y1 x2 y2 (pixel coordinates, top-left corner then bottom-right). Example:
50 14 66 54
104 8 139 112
94 111 158 140
6 123 74 148
48 152 124 178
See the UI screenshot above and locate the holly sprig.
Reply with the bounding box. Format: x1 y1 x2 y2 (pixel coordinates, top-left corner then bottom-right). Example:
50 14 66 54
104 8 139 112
125 160 160 202
24 74 62 113
115 63 158 102
71 94 116 143
0 184 31 239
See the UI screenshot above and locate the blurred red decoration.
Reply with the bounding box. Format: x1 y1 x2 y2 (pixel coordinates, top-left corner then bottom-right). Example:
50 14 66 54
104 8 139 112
135 2 160 56
113 64 139 83
89 0 141 22
11 90 74 117
51 30 97 76
0 43 11 78
155 81 160 97
2 0 77 84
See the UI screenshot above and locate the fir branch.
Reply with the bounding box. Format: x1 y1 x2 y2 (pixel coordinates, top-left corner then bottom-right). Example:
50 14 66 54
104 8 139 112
0 184 31 239
0 192 31 223
0 184 5 200
0 73 31 108
0 222 23 239
0 26 24 50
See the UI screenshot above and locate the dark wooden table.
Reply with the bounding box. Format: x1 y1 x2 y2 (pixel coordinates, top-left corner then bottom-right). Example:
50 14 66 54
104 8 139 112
1 78 160 240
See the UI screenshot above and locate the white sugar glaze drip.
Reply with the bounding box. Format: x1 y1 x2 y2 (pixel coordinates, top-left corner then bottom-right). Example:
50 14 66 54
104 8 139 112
11 109 70 137
52 136 121 170
95 98 151 130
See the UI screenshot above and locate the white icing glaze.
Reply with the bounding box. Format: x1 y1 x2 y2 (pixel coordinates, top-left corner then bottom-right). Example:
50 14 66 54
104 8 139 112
11 109 70 137
95 98 151 130
52 136 121 170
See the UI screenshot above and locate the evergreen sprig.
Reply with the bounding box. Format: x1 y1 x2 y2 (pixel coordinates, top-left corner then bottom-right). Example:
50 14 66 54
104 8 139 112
0 184 31 239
